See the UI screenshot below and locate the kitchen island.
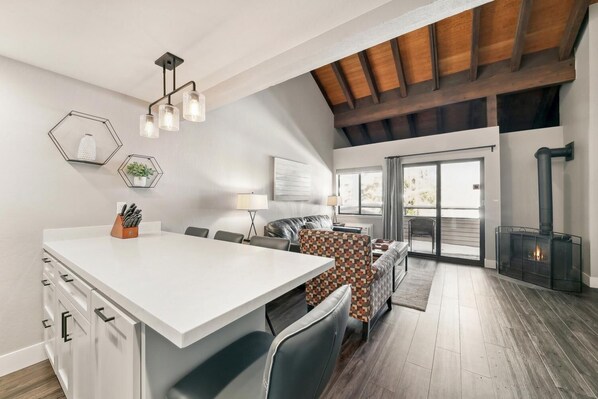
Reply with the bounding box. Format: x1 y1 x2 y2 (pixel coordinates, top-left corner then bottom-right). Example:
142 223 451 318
41 223 333 399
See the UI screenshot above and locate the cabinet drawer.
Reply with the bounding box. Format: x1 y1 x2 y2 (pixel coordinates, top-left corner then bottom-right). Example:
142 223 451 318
56 263 93 321
91 291 141 399
42 253 57 282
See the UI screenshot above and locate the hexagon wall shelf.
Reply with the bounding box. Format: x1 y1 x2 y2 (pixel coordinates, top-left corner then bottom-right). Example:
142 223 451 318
118 154 164 189
48 110 123 165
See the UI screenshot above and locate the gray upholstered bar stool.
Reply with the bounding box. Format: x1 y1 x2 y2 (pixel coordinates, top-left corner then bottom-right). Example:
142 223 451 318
213 230 244 243
249 236 291 334
166 285 351 399
249 236 290 251
184 227 209 238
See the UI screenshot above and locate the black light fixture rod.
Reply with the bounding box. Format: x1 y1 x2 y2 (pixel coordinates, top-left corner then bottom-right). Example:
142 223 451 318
147 80 197 114
172 55 176 91
162 65 166 97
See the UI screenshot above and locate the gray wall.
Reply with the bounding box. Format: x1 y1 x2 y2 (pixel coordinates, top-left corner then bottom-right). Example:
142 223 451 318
499 127 565 232
560 4 598 286
0 55 339 359
333 127 501 268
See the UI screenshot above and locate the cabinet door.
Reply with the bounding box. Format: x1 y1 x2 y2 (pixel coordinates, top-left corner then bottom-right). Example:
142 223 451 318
91 291 141 399
56 291 92 399
42 275 57 369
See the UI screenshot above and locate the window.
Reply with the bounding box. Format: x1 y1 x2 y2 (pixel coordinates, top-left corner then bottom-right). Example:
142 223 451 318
337 169 383 215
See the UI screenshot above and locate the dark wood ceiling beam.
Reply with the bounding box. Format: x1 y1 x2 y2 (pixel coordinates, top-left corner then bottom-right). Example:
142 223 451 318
407 114 417 137
511 0 534 72
358 124 372 144
331 61 355 109
429 24 440 91
559 0 589 60
334 50 575 128
357 51 380 104
381 119 393 141
310 71 332 108
470 7 481 81
390 38 408 97
533 86 560 128
487 95 498 127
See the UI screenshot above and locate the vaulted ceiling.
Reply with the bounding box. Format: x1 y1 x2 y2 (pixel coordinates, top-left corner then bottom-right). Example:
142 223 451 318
312 0 595 146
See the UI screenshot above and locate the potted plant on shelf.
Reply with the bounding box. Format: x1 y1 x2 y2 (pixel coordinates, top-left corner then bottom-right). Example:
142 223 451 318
126 161 155 187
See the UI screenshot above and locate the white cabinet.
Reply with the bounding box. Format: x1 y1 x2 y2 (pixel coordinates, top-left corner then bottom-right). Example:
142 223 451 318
56 290 92 399
42 272 57 370
42 251 140 399
91 291 141 399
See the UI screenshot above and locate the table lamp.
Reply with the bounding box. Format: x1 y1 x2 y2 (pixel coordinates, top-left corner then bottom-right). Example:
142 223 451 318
237 193 268 239
327 195 342 224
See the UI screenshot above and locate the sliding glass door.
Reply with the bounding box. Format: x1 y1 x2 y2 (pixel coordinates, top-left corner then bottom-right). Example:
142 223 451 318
403 159 484 265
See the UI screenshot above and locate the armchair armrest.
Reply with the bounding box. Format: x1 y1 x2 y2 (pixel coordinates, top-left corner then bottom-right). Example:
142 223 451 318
371 247 399 281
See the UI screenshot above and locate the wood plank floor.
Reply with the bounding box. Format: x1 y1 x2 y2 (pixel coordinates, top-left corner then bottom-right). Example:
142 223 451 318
3 259 598 399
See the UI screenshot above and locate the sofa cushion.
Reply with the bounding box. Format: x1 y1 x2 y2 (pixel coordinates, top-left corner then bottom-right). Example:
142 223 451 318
264 215 333 244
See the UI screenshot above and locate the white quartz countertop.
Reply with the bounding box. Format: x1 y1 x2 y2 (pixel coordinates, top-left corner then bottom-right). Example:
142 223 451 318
43 229 333 348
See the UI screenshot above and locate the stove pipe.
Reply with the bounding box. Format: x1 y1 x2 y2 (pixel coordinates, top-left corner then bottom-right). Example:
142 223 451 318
534 142 574 235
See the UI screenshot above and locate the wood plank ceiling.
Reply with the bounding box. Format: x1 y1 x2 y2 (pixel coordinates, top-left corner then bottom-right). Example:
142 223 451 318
312 0 591 146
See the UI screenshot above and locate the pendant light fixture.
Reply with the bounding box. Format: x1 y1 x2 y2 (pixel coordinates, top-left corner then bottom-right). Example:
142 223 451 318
140 52 205 138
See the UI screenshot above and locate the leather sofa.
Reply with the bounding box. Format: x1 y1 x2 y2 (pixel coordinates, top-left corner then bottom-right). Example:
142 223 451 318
264 215 361 252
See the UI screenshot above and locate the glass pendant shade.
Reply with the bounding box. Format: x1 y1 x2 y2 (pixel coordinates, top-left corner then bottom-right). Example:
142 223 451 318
139 114 159 138
159 104 179 131
183 91 206 122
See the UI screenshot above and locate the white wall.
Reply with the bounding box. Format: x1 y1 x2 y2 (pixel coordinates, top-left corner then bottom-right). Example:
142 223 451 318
560 3 598 286
333 127 501 268
0 55 338 363
499 127 565 232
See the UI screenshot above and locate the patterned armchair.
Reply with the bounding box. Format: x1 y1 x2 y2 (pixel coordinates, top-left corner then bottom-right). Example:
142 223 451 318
299 229 397 340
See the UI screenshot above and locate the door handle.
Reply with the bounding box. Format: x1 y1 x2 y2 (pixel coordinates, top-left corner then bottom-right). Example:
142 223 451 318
42 257 51 263
94 307 115 323
60 274 74 283
41 279 51 286
61 311 72 342
42 319 51 329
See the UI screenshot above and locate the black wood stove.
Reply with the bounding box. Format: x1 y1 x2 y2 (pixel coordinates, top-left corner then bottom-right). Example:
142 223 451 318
496 143 582 292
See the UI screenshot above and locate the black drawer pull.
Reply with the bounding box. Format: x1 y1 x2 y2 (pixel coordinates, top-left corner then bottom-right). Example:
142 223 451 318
62 312 72 342
60 274 74 283
61 311 70 339
94 307 115 323
42 257 51 263
41 279 51 286
42 319 51 329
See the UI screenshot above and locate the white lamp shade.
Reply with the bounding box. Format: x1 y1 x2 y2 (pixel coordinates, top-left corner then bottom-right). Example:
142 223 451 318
159 104 179 131
183 91 206 122
140 114 159 138
237 194 268 210
327 195 342 206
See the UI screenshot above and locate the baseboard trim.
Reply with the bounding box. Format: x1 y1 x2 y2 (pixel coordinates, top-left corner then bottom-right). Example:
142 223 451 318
582 272 598 288
484 259 496 269
0 341 46 377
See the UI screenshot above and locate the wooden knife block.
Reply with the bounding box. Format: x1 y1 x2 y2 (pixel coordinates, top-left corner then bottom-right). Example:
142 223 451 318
110 215 138 239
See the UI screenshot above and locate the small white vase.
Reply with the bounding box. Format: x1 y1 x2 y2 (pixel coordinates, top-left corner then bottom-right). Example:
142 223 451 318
133 176 147 187
77 134 96 162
